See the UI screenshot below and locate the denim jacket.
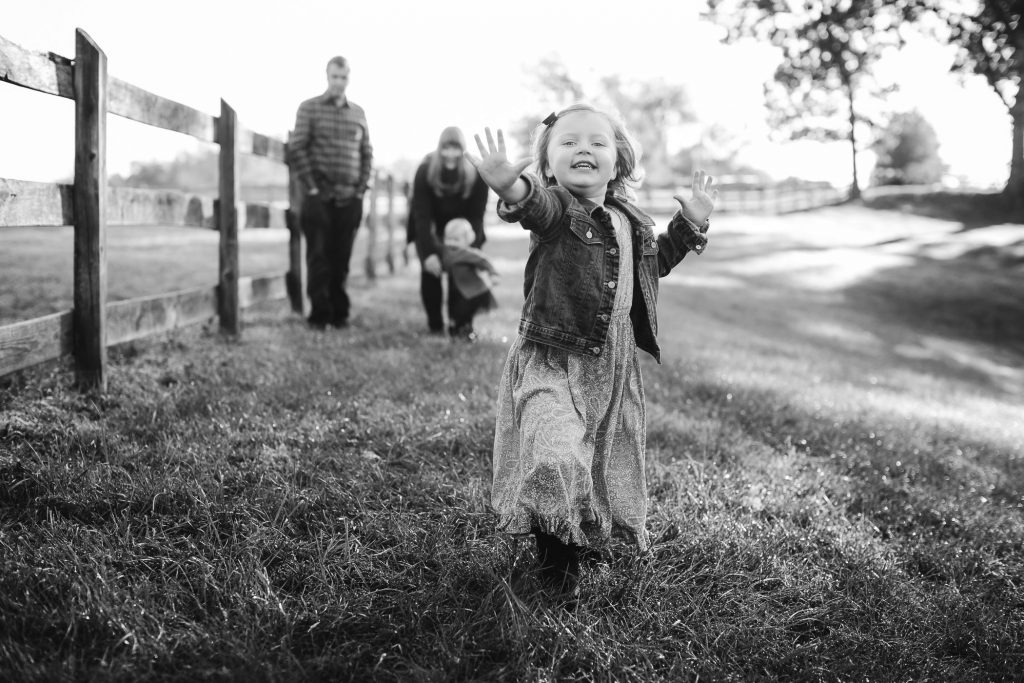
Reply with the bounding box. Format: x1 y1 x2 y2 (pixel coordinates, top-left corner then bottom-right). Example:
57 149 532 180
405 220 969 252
497 174 709 363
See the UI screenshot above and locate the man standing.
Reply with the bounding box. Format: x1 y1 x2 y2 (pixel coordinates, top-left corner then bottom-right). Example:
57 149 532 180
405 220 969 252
290 56 373 329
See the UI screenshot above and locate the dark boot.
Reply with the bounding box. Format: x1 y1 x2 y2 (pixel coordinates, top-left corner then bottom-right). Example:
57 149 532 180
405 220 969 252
534 532 581 595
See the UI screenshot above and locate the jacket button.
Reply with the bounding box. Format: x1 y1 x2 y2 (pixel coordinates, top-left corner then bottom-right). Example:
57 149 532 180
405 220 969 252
651 240 657 248
600 314 610 322
591 347 601 355
695 244 703 252
607 281 616 289
586 230 593 238
609 247 617 255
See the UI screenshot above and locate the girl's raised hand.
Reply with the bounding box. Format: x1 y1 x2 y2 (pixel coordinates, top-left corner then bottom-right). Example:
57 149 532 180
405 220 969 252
464 128 533 200
673 170 718 228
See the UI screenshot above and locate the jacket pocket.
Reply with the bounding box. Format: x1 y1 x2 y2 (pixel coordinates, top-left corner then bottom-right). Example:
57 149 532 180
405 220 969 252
567 215 604 245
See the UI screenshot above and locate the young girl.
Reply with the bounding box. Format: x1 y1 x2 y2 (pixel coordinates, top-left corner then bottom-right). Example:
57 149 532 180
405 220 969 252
465 104 717 593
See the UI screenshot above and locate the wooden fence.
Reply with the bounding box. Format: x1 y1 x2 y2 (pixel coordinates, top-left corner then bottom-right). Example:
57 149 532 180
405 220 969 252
641 178 850 215
0 29 402 391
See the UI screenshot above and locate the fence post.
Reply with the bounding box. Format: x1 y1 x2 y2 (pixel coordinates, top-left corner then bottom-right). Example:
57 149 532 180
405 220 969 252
285 135 304 314
402 180 412 267
385 173 395 274
217 99 240 335
73 29 108 391
364 169 379 280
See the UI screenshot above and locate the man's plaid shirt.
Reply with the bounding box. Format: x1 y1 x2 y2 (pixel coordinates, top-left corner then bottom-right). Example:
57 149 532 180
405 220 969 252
289 92 373 199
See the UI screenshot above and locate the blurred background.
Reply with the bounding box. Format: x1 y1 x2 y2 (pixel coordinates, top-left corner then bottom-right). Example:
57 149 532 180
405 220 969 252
0 0 1018 201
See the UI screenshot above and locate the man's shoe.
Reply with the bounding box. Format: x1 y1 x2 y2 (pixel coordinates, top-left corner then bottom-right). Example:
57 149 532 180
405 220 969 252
307 315 328 330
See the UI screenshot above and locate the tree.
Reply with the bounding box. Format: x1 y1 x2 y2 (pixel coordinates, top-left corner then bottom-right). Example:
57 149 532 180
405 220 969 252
704 0 928 200
110 148 288 200
871 109 946 185
510 57 695 187
922 0 1023 197
599 76 695 186
507 56 586 154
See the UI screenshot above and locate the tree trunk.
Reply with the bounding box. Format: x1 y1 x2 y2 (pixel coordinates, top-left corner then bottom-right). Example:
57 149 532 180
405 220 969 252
846 78 861 201
1005 84 1024 204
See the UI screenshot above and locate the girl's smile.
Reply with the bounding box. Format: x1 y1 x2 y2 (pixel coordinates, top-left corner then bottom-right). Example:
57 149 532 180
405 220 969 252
545 111 618 200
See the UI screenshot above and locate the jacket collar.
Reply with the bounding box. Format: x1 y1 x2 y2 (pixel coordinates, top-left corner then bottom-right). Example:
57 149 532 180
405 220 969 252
571 190 655 229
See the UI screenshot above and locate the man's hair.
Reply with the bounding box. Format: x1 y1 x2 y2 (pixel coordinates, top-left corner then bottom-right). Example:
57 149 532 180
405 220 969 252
326 56 349 71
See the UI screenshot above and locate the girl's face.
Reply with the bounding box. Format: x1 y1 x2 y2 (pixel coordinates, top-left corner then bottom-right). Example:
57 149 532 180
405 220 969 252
544 111 618 199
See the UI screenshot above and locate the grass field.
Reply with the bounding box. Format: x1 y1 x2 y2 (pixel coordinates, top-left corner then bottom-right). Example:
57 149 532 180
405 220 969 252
1 204 1022 681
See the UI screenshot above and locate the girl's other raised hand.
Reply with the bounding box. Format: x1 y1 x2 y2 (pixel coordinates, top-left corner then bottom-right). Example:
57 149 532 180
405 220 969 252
464 128 533 202
673 170 718 228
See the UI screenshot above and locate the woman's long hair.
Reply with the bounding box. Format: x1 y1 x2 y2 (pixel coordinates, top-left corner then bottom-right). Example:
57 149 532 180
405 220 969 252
425 126 477 199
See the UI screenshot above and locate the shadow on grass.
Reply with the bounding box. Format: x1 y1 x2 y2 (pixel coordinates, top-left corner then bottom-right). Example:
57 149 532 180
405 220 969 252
861 189 1023 230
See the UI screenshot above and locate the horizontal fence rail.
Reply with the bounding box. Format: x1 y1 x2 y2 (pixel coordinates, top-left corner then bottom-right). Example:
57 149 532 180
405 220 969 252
0 179 288 228
1 28 406 390
0 276 289 378
640 181 849 215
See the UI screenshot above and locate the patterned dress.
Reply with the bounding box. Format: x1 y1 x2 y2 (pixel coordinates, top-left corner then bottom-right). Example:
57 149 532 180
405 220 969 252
491 206 650 551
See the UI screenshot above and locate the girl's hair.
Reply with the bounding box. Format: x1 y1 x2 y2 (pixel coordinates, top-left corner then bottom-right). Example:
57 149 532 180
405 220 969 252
531 103 644 194
425 126 478 199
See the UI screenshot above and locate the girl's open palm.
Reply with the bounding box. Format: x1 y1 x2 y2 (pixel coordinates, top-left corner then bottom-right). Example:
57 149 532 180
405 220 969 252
674 170 718 228
464 128 533 198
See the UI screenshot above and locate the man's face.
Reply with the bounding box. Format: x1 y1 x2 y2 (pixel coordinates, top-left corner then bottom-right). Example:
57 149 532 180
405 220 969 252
326 63 350 98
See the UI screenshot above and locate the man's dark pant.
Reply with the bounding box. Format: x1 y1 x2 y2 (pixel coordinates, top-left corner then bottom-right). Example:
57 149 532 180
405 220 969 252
302 195 362 326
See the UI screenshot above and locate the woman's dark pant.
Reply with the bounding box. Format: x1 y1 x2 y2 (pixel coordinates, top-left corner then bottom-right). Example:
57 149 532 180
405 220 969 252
302 196 363 326
420 270 446 332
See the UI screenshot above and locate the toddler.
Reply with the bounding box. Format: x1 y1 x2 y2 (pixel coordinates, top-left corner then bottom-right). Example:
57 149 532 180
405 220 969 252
442 218 499 341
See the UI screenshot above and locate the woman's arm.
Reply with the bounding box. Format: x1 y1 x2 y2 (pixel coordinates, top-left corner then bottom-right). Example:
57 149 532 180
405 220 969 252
466 174 490 248
411 160 440 261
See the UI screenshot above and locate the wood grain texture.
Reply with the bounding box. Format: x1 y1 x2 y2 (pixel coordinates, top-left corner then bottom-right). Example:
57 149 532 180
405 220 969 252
108 77 216 142
0 33 74 97
0 312 73 376
72 29 107 391
0 180 285 229
0 179 74 226
217 99 240 334
106 287 217 345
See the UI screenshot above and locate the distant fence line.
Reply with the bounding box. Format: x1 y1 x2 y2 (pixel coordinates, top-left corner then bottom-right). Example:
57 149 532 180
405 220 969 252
0 29 404 391
640 176 850 215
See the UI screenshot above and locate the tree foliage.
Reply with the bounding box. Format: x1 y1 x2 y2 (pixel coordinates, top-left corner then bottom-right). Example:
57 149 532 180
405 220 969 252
704 0 930 198
110 148 288 198
871 109 946 185
509 57 695 187
922 0 1023 194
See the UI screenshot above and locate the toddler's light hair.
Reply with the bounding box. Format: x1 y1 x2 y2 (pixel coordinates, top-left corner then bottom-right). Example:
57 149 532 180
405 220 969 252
443 218 474 247
531 103 644 193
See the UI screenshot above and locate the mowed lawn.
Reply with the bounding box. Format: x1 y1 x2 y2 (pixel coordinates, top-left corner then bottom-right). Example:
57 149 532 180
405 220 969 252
1 205 1022 681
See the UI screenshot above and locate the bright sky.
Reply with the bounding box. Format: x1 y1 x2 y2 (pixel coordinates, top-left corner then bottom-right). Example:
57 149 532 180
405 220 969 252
0 0 1011 189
